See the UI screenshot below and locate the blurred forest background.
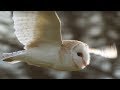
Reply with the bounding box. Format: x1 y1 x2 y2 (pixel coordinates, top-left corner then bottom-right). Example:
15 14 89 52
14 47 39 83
0 11 119 79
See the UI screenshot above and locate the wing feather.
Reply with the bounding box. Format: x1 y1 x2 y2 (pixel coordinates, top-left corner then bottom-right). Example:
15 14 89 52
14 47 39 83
0 50 26 63
89 44 117 59
12 11 62 49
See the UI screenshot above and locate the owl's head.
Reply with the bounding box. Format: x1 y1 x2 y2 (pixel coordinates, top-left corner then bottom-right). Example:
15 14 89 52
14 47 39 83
62 40 90 70
70 41 90 69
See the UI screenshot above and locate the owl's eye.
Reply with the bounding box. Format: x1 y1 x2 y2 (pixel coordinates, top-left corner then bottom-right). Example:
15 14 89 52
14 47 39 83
77 52 83 57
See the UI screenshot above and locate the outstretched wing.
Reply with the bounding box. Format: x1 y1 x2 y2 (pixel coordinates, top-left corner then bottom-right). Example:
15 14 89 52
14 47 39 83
89 44 117 59
0 50 26 64
13 11 62 49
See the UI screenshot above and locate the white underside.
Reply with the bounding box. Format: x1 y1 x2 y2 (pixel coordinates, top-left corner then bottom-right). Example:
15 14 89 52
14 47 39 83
17 43 79 71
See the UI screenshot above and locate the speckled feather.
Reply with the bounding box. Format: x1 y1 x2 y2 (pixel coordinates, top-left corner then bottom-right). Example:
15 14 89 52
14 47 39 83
13 11 62 49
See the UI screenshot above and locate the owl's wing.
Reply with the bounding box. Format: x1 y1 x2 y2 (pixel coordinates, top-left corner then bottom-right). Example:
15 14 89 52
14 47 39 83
89 44 117 59
13 11 62 49
0 50 26 64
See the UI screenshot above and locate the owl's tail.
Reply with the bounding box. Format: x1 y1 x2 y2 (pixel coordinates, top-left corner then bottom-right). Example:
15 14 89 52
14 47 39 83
0 50 26 64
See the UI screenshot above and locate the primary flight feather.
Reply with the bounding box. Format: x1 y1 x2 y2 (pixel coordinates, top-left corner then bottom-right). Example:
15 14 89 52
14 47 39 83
0 11 117 71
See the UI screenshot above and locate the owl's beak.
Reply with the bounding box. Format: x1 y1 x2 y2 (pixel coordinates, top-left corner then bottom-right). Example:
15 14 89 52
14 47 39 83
79 58 89 69
73 58 88 69
82 58 88 67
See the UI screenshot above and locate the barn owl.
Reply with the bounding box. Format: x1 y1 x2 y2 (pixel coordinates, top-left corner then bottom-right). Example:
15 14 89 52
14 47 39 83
0 11 117 71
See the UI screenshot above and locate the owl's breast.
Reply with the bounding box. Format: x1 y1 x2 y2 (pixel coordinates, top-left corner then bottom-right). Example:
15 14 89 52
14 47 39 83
23 44 60 67
23 44 80 71
52 51 80 71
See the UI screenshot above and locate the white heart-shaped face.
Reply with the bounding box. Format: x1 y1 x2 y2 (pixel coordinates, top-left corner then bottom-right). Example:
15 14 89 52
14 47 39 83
71 42 90 69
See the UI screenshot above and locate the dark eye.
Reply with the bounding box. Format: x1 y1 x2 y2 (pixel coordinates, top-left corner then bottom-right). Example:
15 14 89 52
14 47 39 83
77 52 83 57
